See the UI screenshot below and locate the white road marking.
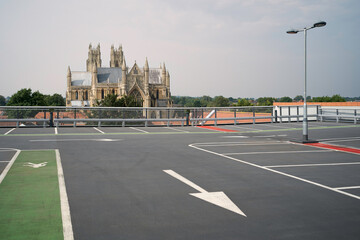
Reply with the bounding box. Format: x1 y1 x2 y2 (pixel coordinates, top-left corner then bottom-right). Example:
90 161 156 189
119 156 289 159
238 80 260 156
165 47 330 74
189 143 360 200
130 127 149 133
0 161 10 163
0 149 21 184
221 136 249 138
163 169 246 216
231 125 257 131
56 149 74 240
321 139 360 143
23 162 48 168
253 135 287 138
193 142 286 147
317 136 360 142
165 127 189 133
265 162 360 168
93 127 105 134
4 128 15 135
55 128 58 134
223 150 332 155
262 124 295 129
0 148 19 152
30 139 122 142
335 186 360 190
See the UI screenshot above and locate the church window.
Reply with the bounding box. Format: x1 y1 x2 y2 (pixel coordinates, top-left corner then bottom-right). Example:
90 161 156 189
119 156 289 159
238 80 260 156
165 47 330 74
134 68 138 74
112 89 115 95
84 91 88 100
75 91 78 100
130 89 143 107
101 89 105 99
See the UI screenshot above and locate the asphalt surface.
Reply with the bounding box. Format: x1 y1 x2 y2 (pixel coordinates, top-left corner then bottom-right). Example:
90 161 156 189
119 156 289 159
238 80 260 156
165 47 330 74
0 121 359 240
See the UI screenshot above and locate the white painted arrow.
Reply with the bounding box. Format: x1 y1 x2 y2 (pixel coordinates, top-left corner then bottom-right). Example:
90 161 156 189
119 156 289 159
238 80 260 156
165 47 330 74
163 169 246 217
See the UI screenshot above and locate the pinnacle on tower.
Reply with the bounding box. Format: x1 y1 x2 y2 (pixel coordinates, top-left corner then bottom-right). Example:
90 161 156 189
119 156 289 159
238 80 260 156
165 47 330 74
89 43 92 49
122 57 126 70
67 66 71 76
97 43 100 49
162 62 166 73
144 57 149 70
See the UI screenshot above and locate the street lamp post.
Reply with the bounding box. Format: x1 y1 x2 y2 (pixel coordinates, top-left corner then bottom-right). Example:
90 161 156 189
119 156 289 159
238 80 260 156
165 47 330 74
287 21 326 142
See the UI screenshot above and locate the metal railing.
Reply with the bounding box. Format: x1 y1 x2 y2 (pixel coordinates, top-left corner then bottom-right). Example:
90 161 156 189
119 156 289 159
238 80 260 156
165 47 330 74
0 105 355 128
319 108 359 124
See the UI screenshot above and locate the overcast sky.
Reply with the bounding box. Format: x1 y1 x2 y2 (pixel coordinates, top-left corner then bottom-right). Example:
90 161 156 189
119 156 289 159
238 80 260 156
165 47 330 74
1 0 359 98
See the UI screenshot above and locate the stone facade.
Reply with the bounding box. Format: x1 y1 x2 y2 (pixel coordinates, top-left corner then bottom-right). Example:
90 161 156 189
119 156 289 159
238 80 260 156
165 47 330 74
66 43 172 107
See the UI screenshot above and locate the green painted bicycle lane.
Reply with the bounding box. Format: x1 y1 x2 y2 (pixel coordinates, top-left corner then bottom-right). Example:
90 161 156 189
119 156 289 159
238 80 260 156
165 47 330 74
0 150 63 240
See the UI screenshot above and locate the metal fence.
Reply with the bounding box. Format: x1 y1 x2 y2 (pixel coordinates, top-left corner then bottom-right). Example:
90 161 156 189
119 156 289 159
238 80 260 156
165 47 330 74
0 105 356 128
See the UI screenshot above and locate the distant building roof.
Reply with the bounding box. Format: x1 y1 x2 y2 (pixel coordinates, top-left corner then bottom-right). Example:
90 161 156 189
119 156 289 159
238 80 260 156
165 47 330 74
97 67 122 84
71 72 91 86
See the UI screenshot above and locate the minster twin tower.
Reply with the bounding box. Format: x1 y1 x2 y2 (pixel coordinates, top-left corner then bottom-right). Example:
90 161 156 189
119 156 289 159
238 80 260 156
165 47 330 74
66 43 172 107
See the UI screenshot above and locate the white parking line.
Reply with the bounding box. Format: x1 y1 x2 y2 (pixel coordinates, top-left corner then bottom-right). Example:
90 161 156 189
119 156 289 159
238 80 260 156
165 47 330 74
0 149 21 184
4 128 15 135
189 143 360 200
0 161 10 163
335 186 360 190
93 127 105 134
130 127 149 133
55 128 58 135
165 127 189 133
317 136 360 142
56 149 74 240
223 150 332 155
194 142 286 147
231 125 258 131
265 162 360 168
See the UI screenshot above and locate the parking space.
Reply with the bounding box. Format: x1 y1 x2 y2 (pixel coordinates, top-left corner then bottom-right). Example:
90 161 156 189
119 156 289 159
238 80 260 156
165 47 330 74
0 128 15 135
0 149 17 178
1 122 359 239
56 127 101 134
190 137 360 200
4 127 56 135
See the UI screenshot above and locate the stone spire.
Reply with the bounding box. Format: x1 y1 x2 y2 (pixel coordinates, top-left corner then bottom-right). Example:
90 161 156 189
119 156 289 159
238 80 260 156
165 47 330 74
166 70 170 88
162 62 166 85
67 66 71 77
144 57 149 95
144 57 149 70
121 57 127 95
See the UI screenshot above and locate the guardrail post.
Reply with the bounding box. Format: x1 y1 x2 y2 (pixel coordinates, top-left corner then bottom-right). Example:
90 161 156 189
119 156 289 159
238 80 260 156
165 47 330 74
234 109 236 125
279 107 282 123
122 120 125 127
274 110 278 123
98 121 101 127
354 110 357 124
336 109 339 123
288 106 291 123
214 109 217 126
297 106 299 122
252 108 255 124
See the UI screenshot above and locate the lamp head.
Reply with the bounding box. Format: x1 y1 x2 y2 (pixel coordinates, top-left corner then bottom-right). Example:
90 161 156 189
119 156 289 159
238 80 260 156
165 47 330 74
313 21 326 28
287 30 299 34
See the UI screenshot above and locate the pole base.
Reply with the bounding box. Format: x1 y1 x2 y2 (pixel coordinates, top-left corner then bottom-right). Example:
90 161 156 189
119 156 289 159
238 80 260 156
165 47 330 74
291 139 319 144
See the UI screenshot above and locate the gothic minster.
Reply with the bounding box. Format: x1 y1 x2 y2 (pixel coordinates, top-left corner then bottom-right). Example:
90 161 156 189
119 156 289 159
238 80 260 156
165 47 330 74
66 43 172 107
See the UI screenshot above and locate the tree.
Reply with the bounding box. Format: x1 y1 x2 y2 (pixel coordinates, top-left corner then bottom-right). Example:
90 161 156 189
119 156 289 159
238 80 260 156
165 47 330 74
256 97 276 106
294 95 303 101
278 96 293 102
210 96 230 107
236 98 253 106
96 94 141 107
45 94 65 106
6 88 33 106
0 95 6 106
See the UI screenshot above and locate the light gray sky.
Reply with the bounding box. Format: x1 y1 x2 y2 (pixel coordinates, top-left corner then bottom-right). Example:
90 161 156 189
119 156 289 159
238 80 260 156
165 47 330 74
1 0 359 98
